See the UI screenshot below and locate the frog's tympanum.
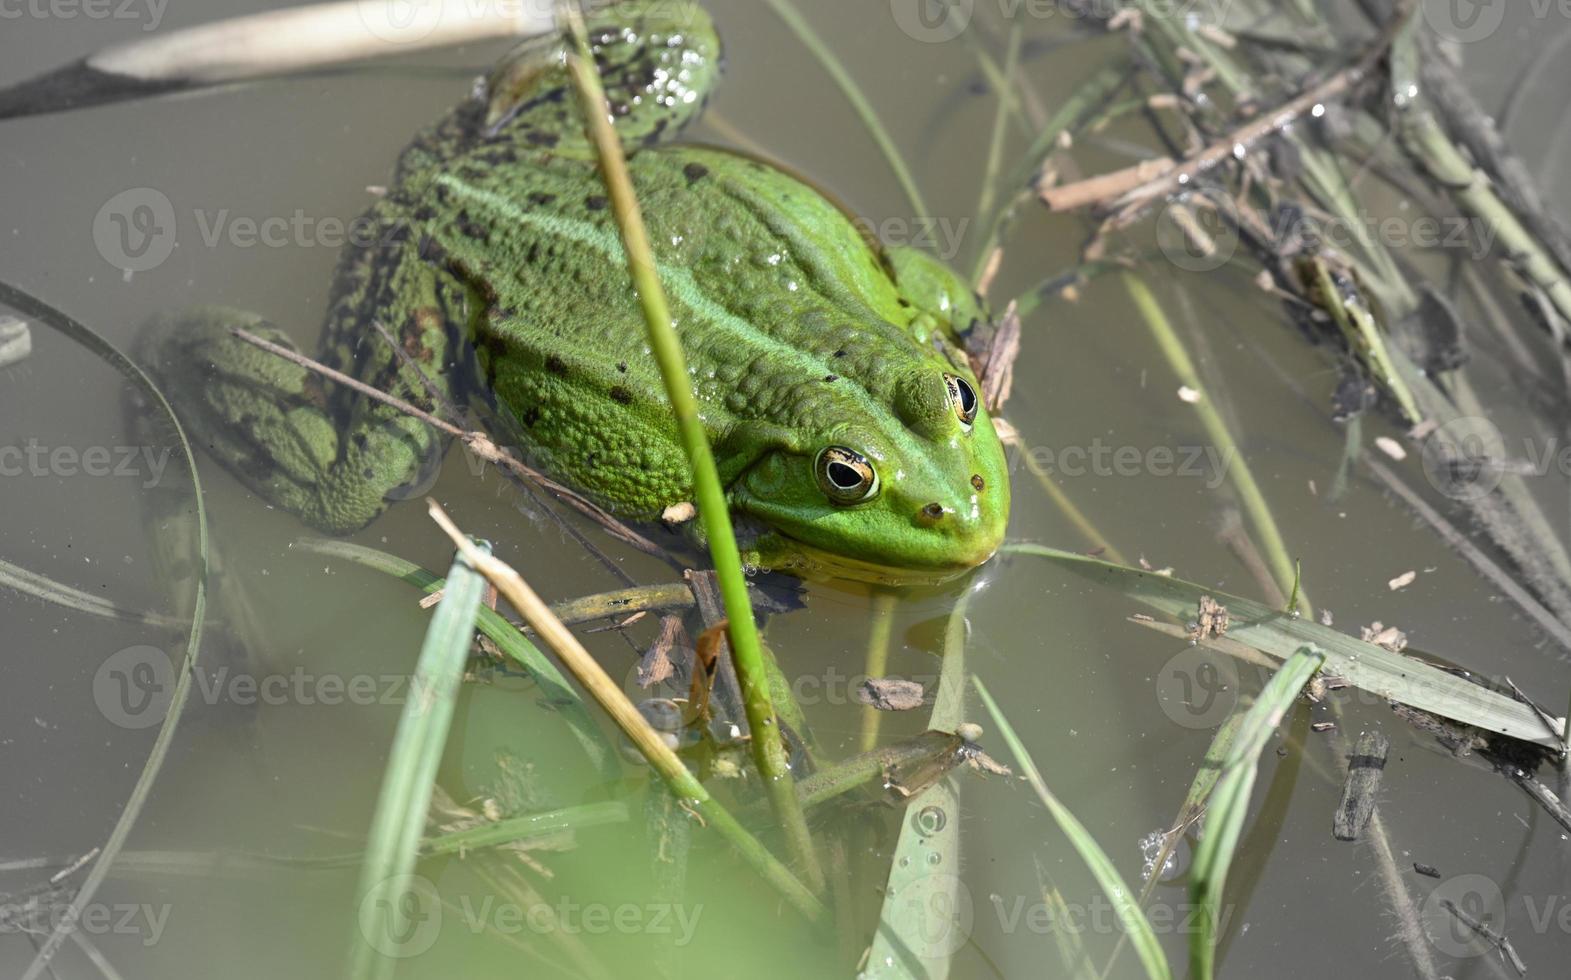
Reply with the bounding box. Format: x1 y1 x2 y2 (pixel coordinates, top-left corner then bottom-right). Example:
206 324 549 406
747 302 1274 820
144 1 1009 584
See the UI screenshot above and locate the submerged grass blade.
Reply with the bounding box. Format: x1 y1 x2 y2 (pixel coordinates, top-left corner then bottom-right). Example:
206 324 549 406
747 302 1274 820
348 542 491 980
2 283 210 980
866 584 971 979
1188 649 1324 979
560 2 821 891
1007 543 1562 746
974 676 1172 980
423 801 628 856
0 555 186 628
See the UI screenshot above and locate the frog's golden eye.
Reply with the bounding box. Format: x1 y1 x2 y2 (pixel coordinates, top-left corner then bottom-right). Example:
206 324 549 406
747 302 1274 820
815 447 880 505
944 373 978 429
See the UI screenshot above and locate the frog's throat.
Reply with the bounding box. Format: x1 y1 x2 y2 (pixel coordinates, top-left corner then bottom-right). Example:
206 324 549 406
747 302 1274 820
749 532 996 587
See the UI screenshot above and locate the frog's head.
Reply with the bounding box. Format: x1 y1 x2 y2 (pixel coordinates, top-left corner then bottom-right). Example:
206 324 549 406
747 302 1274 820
732 365 1010 585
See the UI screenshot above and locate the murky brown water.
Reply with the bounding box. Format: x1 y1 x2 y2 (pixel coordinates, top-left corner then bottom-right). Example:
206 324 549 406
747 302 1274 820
4 1 1571 977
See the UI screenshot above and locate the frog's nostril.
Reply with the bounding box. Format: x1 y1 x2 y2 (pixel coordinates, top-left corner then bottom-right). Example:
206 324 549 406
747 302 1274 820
917 502 948 527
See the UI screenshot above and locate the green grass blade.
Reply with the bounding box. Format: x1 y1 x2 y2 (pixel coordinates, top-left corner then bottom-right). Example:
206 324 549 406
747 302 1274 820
974 677 1173 980
1188 649 1324 979
866 586 972 978
348 543 491 980
1 283 209 980
1007 544 1562 746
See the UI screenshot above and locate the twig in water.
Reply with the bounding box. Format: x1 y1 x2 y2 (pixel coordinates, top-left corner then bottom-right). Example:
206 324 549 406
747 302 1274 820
1441 899 1528 977
1041 54 1379 214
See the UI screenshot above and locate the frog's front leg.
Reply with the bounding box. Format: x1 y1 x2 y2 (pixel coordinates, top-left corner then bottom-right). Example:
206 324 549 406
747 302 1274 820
884 244 990 342
140 249 465 534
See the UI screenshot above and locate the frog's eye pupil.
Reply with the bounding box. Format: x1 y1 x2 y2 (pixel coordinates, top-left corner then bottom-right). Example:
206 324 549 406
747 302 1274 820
815 447 880 504
945 373 978 427
827 461 862 490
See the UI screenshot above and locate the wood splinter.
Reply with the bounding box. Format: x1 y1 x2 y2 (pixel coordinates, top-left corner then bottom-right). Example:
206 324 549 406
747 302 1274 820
1333 729 1390 841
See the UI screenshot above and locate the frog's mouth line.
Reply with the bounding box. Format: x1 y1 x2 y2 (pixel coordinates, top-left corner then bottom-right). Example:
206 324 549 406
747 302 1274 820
758 531 995 587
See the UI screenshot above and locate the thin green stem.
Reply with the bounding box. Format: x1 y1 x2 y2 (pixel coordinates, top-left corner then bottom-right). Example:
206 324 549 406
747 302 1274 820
856 590 899 753
560 4 822 894
973 23 1022 264
761 0 928 217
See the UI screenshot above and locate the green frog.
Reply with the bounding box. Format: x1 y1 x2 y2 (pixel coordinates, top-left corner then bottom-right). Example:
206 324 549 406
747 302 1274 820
142 0 1008 584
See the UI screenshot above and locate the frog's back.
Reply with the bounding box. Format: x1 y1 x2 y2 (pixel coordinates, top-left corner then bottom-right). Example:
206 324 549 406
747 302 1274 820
405 140 960 518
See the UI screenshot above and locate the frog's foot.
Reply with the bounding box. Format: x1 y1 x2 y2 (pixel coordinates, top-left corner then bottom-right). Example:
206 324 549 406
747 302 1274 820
481 0 721 156
139 307 441 534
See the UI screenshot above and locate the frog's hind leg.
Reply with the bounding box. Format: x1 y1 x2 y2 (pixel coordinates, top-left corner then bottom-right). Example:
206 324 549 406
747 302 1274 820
140 238 467 534
471 0 722 159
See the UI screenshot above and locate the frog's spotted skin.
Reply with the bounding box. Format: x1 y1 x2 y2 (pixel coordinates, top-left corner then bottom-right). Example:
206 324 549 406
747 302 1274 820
143 1 1009 583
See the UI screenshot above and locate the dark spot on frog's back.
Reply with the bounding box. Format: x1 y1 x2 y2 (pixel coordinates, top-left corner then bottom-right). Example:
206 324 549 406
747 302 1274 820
609 385 634 405
683 161 710 185
523 129 560 148
585 194 608 212
456 211 489 243
417 234 447 265
526 191 556 208
545 354 568 376
445 257 497 306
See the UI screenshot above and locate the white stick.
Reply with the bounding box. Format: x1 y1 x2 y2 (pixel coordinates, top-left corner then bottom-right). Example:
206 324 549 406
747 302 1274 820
90 0 556 84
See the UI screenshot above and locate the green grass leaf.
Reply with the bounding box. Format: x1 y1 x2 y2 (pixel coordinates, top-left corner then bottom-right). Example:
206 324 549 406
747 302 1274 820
865 587 971 979
348 543 491 980
1188 649 1324 979
1008 544 1562 746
